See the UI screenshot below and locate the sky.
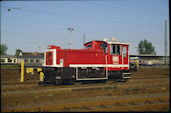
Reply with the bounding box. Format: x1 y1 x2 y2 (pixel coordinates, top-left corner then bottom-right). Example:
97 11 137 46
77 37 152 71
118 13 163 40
1 0 169 56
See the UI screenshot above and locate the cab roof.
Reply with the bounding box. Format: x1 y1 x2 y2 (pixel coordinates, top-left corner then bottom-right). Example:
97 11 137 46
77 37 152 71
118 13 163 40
84 39 129 46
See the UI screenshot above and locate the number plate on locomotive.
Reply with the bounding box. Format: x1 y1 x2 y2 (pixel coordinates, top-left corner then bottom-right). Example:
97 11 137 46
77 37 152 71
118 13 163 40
56 76 61 79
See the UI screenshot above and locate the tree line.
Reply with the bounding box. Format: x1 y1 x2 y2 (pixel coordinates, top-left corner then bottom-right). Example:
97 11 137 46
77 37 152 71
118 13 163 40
0 44 22 56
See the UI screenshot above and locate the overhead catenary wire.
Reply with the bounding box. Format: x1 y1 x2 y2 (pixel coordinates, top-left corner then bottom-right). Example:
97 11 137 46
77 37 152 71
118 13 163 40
2 26 163 44
1 5 165 30
3 9 164 36
1 6 165 38
2 16 165 42
2 5 168 47
2 7 167 46
1 2 169 56
2 14 164 34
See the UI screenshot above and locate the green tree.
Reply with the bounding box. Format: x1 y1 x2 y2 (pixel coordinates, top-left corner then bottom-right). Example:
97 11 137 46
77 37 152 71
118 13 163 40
15 49 23 56
0 44 8 55
138 39 156 55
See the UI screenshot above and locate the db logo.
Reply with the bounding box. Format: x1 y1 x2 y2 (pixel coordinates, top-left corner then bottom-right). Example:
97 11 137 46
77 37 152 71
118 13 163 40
113 56 119 64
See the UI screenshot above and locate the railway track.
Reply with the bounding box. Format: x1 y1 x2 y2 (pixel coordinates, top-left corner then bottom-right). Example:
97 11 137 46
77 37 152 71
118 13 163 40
2 79 169 111
2 93 169 112
2 80 169 94
1 68 170 112
2 84 169 105
2 77 169 88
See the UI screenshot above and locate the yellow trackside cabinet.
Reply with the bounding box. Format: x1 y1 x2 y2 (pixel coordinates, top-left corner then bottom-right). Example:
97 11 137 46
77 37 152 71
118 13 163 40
37 68 42 72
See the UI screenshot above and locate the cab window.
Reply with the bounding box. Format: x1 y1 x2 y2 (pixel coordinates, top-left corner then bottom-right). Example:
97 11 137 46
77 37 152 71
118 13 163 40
123 46 127 57
86 44 92 49
100 43 108 54
111 45 120 55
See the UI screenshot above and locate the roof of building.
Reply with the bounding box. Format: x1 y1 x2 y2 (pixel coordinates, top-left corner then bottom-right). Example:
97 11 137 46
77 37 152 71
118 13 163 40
19 52 44 56
0 55 17 58
130 54 169 58
18 55 43 59
18 52 44 59
84 39 130 46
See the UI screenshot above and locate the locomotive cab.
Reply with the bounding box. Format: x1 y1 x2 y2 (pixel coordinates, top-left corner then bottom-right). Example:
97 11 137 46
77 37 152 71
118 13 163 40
84 38 130 70
83 38 131 80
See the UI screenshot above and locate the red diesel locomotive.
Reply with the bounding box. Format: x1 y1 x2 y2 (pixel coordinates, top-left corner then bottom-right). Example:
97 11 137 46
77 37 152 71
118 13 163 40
41 38 133 84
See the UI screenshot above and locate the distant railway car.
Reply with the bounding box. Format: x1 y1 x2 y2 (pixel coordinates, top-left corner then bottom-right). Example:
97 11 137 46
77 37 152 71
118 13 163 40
41 38 132 84
0 55 18 65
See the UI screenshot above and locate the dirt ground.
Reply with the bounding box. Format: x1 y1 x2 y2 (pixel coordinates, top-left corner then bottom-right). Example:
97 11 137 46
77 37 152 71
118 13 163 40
1 68 40 81
1 67 170 112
